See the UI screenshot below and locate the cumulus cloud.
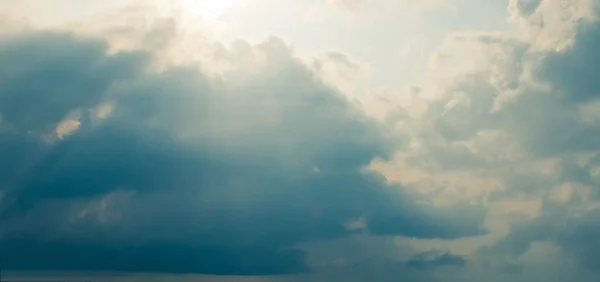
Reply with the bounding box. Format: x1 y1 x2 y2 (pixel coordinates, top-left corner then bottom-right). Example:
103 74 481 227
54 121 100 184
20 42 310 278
0 11 485 276
369 1 600 280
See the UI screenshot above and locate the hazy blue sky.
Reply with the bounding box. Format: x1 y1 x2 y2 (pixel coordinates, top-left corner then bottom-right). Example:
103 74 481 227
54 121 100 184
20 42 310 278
1 0 600 281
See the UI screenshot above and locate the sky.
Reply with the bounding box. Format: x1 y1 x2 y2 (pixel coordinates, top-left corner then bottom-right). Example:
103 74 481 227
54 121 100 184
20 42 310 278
0 0 600 281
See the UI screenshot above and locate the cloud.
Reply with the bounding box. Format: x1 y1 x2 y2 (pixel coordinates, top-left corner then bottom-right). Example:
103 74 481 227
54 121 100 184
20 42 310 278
508 0 542 18
405 251 466 270
4 0 600 280
0 31 146 133
0 14 485 276
368 1 600 280
536 23 600 103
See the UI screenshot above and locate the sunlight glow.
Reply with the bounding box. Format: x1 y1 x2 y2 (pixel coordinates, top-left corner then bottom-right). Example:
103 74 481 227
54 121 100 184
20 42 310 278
183 0 238 20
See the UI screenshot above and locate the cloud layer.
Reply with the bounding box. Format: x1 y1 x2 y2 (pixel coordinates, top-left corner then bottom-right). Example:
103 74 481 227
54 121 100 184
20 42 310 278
2 0 600 281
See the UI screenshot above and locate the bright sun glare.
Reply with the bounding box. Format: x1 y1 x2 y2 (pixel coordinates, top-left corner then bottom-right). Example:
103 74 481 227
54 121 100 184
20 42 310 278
183 0 238 20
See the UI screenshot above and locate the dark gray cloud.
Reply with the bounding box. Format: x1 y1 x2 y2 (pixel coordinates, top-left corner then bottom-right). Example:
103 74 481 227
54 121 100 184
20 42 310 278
405 251 466 270
0 32 146 133
0 30 484 275
557 210 600 270
509 0 542 17
537 23 600 103
0 237 308 275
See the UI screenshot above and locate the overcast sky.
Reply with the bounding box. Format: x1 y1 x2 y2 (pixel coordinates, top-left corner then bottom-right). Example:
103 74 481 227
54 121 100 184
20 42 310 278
1 0 600 281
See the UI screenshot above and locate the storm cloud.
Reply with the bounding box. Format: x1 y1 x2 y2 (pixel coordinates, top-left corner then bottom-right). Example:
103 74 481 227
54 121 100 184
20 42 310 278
0 28 484 275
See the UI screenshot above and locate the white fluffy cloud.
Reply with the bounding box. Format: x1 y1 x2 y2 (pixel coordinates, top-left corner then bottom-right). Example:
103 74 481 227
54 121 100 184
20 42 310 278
367 0 600 281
